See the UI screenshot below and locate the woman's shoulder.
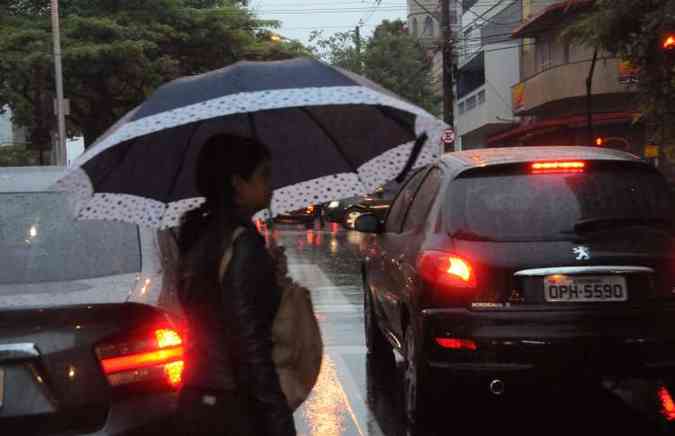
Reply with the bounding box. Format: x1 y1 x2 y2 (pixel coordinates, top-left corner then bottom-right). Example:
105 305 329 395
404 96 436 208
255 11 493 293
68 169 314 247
232 226 266 254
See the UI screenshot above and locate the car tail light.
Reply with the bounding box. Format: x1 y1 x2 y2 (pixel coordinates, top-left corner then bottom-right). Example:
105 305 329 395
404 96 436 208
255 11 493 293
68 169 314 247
435 338 478 351
417 251 477 290
96 326 185 389
658 386 675 421
530 161 585 174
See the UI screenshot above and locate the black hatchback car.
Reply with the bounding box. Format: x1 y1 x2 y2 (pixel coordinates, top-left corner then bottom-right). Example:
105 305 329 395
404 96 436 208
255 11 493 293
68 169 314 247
357 146 675 429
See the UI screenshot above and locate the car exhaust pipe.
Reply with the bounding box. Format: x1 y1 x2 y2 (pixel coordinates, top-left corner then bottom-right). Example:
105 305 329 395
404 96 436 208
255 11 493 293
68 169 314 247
489 379 505 396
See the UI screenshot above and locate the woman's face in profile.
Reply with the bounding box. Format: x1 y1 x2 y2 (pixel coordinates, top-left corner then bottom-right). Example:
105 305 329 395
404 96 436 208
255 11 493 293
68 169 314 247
234 160 273 213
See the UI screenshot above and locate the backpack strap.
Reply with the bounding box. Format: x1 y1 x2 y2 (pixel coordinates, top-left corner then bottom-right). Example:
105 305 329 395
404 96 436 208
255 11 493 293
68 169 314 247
218 227 247 282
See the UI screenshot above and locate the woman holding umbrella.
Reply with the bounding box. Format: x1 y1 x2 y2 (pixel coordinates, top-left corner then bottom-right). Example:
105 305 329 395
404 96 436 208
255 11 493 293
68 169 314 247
175 133 295 436
54 56 447 434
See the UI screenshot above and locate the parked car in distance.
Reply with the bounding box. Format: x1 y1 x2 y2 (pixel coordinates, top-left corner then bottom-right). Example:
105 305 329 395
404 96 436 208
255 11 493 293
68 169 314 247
325 187 394 229
274 204 321 228
0 166 184 435
358 146 675 430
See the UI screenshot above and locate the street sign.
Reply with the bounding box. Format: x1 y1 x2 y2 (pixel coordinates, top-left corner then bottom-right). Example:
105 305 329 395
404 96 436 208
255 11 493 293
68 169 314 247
442 128 455 145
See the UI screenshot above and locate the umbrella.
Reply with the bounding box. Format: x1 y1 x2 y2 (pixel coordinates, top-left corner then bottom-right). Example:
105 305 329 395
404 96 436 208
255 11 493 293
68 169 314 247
56 57 447 229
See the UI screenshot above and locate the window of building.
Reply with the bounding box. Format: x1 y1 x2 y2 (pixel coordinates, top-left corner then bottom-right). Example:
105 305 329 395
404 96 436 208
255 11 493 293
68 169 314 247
411 17 418 37
536 37 552 71
423 16 434 37
466 95 477 111
478 90 486 105
459 101 466 114
462 27 472 58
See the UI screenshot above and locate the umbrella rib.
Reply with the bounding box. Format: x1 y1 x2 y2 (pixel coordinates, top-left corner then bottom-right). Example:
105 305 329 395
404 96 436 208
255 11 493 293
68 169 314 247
395 132 428 183
375 106 416 137
299 107 359 174
248 113 259 142
165 121 203 203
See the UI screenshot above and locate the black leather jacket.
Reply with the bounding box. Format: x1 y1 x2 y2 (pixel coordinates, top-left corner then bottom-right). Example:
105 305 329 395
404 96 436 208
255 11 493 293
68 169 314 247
180 226 295 436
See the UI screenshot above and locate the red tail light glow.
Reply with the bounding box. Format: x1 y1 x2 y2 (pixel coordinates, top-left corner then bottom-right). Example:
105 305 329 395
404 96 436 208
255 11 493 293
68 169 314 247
658 386 675 421
418 251 477 289
531 161 585 174
97 327 184 388
435 338 478 351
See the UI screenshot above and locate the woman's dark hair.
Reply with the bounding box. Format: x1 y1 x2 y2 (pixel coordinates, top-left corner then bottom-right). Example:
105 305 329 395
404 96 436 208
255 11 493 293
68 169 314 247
177 134 271 296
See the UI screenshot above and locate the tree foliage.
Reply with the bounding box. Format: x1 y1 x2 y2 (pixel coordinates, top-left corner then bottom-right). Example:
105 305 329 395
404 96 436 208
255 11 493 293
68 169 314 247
310 20 440 115
0 144 40 166
0 0 307 148
564 0 675 142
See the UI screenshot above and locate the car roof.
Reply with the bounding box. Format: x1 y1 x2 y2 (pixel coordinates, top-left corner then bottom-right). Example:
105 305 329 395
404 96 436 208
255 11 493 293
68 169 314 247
439 146 643 176
0 166 66 192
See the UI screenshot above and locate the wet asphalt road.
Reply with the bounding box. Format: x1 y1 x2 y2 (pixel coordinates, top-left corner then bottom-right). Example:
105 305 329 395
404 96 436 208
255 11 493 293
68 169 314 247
271 223 670 436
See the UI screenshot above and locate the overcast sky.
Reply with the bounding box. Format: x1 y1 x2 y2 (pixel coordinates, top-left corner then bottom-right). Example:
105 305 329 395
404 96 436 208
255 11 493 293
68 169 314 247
254 0 408 45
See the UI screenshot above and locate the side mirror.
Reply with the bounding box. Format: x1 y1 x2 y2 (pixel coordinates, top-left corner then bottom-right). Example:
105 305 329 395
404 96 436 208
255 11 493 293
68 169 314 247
354 214 381 234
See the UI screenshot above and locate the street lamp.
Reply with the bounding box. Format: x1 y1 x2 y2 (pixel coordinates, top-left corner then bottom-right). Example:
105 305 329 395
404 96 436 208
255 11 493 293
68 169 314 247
50 0 67 166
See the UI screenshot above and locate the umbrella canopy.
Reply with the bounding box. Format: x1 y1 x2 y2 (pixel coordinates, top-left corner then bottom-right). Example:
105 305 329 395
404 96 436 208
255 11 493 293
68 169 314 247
56 57 447 229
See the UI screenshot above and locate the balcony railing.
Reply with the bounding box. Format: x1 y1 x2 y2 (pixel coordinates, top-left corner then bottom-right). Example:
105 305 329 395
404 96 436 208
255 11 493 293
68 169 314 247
511 58 635 115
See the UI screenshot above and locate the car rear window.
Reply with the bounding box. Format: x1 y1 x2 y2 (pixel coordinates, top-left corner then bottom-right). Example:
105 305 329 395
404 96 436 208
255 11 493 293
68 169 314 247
448 162 673 242
0 192 141 284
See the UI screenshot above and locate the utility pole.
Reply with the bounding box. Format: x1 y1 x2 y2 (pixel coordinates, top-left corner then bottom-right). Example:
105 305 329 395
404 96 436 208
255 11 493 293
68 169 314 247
586 47 598 146
355 25 362 74
441 0 454 132
50 0 67 166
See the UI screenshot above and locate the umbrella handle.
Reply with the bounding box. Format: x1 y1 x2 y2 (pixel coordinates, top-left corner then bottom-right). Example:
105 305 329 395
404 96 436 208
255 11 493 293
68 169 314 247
395 132 428 183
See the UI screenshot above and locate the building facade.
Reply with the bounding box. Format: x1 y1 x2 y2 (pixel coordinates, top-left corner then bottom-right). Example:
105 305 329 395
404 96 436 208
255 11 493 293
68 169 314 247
0 107 27 147
454 0 523 150
489 0 645 158
407 0 460 115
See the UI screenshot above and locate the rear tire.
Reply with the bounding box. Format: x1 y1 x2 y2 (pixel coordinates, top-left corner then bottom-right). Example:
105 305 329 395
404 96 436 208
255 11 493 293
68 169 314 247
403 323 431 429
364 284 394 370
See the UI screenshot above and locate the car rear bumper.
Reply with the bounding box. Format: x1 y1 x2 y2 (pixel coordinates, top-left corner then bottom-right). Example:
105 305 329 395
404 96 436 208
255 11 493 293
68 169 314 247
421 305 675 379
53 392 177 436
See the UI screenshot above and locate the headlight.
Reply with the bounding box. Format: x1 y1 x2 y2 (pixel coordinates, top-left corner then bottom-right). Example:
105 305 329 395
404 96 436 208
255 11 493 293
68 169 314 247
328 201 340 209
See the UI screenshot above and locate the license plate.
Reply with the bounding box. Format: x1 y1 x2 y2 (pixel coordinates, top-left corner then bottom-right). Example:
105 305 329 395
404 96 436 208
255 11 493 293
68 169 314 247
544 275 628 302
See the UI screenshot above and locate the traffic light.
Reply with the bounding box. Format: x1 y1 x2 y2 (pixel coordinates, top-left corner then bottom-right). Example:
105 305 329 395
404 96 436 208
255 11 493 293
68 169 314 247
663 33 675 51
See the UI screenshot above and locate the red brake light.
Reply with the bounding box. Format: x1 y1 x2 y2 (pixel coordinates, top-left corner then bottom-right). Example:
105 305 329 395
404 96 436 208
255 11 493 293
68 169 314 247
435 338 478 351
658 386 675 421
418 251 477 289
664 35 675 50
96 327 185 389
531 161 585 174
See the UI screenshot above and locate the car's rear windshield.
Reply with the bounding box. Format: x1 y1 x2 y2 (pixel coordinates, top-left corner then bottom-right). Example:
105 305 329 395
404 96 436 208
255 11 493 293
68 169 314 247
448 162 673 242
0 192 141 284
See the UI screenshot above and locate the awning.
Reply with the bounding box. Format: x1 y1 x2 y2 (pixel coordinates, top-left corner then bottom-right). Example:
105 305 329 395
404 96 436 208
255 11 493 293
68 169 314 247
487 112 637 145
512 0 594 39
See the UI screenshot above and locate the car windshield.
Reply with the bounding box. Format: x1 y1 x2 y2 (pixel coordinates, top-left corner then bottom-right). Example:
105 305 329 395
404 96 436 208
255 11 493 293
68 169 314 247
449 165 673 242
0 192 141 285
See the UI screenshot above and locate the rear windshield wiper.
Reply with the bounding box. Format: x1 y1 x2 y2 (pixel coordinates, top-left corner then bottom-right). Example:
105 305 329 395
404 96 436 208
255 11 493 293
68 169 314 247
572 217 673 233
450 229 496 241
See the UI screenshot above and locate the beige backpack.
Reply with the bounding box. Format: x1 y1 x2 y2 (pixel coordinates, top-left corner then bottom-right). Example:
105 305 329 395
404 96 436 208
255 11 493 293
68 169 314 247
219 228 323 411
